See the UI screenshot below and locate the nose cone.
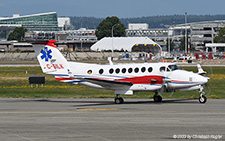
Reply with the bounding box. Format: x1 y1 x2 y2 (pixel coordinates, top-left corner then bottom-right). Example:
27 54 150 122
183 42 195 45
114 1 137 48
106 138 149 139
199 75 209 85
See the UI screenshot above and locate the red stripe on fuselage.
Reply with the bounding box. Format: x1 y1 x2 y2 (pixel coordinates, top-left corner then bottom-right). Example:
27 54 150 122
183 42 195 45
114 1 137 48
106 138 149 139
55 77 74 81
116 75 163 84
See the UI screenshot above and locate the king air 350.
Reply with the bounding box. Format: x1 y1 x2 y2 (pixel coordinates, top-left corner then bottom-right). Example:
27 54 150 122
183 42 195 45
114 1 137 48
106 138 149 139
32 40 209 104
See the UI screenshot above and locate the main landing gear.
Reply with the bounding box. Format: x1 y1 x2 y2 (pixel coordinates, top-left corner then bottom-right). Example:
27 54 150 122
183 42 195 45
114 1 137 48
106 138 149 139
114 94 124 104
153 92 162 102
199 86 207 104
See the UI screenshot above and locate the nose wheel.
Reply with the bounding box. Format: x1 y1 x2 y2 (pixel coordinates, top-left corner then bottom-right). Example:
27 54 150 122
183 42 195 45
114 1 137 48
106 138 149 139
199 86 207 104
115 94 124 104
199 94 207 104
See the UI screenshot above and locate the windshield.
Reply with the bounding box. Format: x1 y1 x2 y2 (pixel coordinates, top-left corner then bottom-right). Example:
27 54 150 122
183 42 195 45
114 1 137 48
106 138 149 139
168 65 181 71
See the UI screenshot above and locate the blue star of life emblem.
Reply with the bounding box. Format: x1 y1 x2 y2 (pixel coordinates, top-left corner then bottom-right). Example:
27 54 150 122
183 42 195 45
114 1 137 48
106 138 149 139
40 47 52 62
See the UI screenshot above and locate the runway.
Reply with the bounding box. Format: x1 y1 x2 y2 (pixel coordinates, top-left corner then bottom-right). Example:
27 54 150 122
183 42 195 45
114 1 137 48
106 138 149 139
0 98 224 140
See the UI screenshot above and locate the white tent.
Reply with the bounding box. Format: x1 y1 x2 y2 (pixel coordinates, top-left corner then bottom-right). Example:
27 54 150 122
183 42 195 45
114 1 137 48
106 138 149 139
91 37 161 53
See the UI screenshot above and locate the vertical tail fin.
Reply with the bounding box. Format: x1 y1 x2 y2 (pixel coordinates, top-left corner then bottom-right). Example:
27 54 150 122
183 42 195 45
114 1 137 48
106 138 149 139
32 40 70 76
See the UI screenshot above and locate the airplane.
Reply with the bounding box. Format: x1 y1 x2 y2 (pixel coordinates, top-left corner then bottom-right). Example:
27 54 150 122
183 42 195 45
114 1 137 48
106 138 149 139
32 40 209 104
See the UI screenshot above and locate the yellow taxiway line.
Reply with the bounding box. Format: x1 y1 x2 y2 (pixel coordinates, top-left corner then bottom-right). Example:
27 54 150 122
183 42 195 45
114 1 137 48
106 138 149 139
75 108 120 111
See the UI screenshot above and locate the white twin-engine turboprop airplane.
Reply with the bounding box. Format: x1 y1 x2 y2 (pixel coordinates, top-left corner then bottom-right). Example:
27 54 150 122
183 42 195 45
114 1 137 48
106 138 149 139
32 40 209 104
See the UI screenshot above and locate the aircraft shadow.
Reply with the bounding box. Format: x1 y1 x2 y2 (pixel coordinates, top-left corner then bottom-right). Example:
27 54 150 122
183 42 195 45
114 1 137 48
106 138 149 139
8 98 199 107
33 98 198 107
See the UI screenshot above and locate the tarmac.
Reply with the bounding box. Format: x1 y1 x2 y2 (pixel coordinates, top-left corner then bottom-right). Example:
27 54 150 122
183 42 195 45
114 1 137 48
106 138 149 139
0 98 224 141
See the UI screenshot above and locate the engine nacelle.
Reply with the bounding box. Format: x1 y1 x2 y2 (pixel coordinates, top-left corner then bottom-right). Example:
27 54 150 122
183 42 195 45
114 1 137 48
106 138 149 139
179 85 200 92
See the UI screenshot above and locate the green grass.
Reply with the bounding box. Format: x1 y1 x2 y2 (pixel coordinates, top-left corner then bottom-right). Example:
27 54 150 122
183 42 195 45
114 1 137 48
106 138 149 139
0 66 225 99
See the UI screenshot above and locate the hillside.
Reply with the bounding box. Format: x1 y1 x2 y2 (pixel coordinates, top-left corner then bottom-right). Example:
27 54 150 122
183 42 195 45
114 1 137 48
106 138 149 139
69 14 225 29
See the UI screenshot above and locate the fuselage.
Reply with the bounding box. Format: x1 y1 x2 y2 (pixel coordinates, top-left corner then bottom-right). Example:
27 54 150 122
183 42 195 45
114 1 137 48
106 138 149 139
54 62 209 94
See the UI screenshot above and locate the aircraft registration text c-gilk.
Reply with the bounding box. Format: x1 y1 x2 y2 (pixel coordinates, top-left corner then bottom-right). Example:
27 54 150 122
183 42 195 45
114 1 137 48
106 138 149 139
46 64 64 70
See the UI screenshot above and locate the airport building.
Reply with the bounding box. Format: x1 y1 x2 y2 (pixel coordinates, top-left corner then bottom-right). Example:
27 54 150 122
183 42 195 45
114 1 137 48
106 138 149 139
0 12 97 52
168 20 225 50
0 12 62 41
126 21 225 51
0 12 60 32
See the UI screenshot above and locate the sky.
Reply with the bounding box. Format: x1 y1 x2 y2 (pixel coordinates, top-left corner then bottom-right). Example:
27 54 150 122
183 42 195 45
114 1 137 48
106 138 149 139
0 0 225 18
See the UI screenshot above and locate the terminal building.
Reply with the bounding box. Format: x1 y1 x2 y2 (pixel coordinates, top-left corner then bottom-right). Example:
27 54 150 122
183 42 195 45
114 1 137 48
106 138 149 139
0 12 61 41
0 12 60 32
168 20 225 50
126 21 225 52
0 12 97 52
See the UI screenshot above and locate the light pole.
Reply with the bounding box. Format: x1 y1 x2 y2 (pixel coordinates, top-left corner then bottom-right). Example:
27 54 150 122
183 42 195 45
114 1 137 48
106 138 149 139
112 24 118 58
185 12 187 53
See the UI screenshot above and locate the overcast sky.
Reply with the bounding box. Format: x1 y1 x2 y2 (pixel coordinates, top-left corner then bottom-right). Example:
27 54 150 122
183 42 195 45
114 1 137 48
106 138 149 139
0 0 225 18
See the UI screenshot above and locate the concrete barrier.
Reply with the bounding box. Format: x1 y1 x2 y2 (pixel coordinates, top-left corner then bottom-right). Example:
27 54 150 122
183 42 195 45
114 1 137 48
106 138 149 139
0 52 126 61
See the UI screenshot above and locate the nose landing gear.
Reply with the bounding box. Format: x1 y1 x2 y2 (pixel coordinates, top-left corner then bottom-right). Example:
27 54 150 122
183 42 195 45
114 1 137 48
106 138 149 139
199 86 207 104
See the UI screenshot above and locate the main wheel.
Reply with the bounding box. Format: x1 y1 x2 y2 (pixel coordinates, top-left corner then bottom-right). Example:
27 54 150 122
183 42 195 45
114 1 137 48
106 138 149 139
115 97 124 104
199 95 207 104
153 95 162 102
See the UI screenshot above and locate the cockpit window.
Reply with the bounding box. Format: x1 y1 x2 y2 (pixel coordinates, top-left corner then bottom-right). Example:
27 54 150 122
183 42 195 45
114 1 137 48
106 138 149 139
168 65 181 71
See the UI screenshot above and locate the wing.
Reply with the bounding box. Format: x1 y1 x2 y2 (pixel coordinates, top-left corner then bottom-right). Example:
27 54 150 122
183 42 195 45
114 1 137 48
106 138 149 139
80 78 133 88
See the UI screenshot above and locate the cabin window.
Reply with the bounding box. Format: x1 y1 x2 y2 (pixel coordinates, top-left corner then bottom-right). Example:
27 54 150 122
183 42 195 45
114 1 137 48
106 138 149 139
160 66 166 72
109 68 114 74
141 67 146 72
128 68 133 73
99 69 104 74
134 67 139 73
115 68 120 74
148 67 153 73
122 68 126 73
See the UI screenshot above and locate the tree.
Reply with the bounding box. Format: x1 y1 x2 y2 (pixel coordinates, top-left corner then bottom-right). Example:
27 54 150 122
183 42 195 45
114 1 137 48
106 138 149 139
214 27 225 43
7 27 27 41
95 16 126 40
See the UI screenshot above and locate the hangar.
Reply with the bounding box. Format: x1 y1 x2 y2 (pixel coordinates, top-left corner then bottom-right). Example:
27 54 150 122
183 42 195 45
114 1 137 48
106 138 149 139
91 37 161 54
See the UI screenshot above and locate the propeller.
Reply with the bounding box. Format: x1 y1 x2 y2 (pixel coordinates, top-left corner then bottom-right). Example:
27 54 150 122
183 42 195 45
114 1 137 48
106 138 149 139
202 84 211 96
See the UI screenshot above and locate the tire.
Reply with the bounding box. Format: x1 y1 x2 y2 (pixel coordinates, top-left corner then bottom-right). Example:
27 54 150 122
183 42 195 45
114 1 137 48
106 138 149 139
153 95 162 102
115 98 124 104
199 95 207 104
119 98 124 103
